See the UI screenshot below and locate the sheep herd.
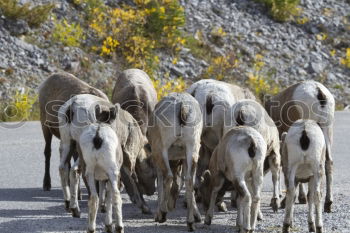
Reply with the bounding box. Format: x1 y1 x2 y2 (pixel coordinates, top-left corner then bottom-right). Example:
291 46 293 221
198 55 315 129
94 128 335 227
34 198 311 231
38 69 335 233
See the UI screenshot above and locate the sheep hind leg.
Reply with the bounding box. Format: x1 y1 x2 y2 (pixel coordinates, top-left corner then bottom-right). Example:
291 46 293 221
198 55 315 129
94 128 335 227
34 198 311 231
269 153 281 212
298 184 307 204
86 169 99 233
204 174 225 226
99 180 107 213
307 179 316 232
283 168 297 233
108 172 124 233
314 173 323 233
69 160 81 218
104 182 113 233
42 125 52 191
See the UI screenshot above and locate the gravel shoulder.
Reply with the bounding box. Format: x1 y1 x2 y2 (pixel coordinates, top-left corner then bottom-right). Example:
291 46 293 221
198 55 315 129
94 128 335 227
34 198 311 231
0 112 349 233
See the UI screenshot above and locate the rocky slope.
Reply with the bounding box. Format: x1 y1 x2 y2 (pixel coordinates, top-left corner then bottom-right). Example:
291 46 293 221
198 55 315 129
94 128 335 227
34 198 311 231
0 0 349 106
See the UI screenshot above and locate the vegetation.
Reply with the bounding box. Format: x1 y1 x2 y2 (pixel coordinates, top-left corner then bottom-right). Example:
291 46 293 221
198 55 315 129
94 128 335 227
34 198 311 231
256 0 301 22
201 52 239 80
0 0 54 27
247 54 280 101
0 91 39 122
340 48 350 68
52 19 85 47
152 77 187 100
88 0 186 77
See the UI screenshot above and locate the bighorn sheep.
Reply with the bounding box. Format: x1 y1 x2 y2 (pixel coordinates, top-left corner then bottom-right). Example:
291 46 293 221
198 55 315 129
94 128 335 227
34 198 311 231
112 68 157 197
147 93 203 232
223 99 281 212
112 68 157 135
199 126 267 233
281 119 325 233
39 72 108 191
79 122 124 233
264 80 334 212
187 79 256 210
58 94 155 216
187 79 256 150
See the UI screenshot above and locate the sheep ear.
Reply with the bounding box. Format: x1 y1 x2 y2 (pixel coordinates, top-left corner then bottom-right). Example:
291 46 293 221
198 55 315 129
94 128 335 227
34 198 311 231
281 132 287 143
144 143 152 154
95 104 102 116
201 170 211 185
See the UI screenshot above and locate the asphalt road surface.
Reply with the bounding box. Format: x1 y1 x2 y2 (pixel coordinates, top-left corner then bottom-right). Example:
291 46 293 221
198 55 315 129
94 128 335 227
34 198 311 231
0 112 349 233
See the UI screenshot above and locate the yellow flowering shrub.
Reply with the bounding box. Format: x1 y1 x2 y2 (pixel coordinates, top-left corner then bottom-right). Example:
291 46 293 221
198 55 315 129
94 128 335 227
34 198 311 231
201 52 239 80
152 78 187 100
89 0 185 77
247 54 279 100
0 91 38 122
340 48 350 68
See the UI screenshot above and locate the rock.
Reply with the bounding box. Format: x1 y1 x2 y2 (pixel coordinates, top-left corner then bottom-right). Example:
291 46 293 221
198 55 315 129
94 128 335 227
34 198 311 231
4 19 30 36
308 62 324 74
170 66 185 77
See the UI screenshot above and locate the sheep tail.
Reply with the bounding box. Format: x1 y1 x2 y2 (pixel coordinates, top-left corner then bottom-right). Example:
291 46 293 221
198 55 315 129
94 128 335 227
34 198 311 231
248 136 257 158
93 126 103 150
300 129 310 151
317 87 327 108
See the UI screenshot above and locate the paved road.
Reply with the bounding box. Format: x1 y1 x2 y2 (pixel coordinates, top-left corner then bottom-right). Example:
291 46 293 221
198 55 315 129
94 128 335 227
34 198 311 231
0 112 349 233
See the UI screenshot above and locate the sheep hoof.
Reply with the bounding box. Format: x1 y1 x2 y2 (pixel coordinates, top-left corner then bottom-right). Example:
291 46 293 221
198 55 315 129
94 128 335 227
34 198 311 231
43 176 51 191
257 211 263 221
105 224 113 233
100 204 106 213
316 226 322 233
282 223 290 233
217 202 227 212
141 205 152 215
204 216 211 225
87 229 95 233
194 213 201 223
271 198 279 212
231 199 237 208
64 201 70 211
155 211 167 223
308 222 315 232
115 226 124 233
298 195 307 204
324 201 332 213
70 207 81 218
78 193 82 201
280 197 286 209
183 200 188 209
187 222 195 232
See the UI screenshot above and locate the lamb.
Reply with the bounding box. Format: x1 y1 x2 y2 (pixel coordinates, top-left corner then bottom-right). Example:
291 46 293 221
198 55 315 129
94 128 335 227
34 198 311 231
223 99 282 212
147 92 203 231
38 72 108 191
58 94 155 216
281 119 326 233
264 80 334 212
112 68 157 135
199 126 267 233
78 122 124 233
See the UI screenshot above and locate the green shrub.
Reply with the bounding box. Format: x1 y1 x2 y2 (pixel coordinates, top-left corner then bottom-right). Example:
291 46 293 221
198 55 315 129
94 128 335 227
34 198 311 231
52 19 85 47
0 0 54 27
256 0 301 22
